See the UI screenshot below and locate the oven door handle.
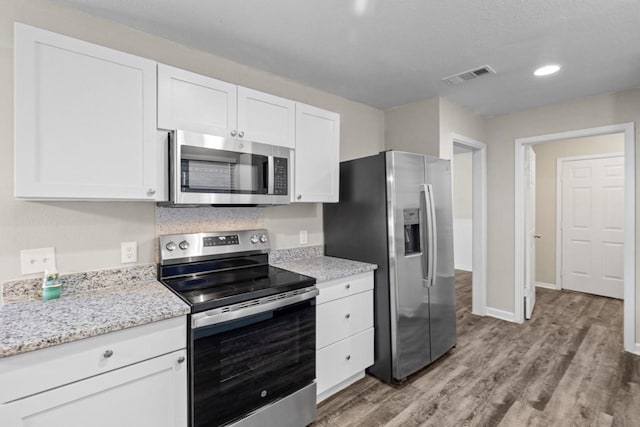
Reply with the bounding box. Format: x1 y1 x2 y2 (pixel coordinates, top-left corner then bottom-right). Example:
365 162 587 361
191 288 319 329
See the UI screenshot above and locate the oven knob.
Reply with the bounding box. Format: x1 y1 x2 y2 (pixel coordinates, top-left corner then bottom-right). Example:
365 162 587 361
259 235 268 243
166 242 177 251
179 240 190 250
250 235 259 244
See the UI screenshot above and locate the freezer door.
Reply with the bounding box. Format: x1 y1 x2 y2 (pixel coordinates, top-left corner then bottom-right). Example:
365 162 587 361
425 157 457 361
386 151 432 380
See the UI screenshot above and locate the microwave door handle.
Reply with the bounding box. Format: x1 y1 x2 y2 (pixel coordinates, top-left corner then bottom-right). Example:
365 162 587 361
170 131 182 198
267 156 275 194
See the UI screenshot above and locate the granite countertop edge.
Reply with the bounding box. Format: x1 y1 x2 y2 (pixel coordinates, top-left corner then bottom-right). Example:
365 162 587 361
273 255 378 283
1 306 190 358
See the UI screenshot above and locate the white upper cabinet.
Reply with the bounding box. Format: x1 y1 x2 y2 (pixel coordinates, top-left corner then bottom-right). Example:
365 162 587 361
237 87 295 148
294 103 340 203
157 64 237 137
157 66 295 148
14 24 159 200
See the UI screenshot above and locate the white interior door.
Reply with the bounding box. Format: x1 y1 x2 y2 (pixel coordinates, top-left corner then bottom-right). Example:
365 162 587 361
524 146 537 319
561 155 624 299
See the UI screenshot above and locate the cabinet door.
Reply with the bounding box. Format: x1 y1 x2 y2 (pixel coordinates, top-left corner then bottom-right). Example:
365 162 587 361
0 350 187 427
14 24 159 200
294 103 340 202
157 64 238 138
237 86 295 148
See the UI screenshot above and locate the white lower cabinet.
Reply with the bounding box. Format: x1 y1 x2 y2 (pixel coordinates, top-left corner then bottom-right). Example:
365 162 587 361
0 317 187 427
315 272 374 402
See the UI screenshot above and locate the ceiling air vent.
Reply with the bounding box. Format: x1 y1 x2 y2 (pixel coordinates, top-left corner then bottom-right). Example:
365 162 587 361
442 65 496 86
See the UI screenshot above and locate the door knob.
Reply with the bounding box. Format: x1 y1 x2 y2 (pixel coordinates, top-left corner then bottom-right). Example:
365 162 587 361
230 130 237 137
238 131 245 138
534 234 541 239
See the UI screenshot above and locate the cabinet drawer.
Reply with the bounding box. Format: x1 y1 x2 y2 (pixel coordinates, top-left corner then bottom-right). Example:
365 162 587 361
317 291 373 349
316 272 373 305
316 328 374 395
0 317 186 403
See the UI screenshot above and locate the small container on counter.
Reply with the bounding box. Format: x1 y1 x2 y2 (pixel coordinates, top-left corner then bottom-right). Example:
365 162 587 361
42 270 62 301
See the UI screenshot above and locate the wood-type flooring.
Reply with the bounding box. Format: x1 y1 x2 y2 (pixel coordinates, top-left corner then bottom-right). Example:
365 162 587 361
315 271 640 426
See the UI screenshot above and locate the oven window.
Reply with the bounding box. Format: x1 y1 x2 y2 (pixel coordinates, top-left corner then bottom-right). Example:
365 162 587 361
180 146 268 194
192 300 315 427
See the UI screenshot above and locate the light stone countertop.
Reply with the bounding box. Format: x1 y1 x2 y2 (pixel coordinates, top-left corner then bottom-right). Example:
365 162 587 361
274 255 377 283
0 266 189 358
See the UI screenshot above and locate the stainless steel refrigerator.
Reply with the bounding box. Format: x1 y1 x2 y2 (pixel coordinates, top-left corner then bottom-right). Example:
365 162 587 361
323 150 456 383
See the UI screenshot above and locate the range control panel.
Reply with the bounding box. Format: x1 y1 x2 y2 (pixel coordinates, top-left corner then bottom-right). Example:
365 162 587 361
203 235 239 247
159 229 270 264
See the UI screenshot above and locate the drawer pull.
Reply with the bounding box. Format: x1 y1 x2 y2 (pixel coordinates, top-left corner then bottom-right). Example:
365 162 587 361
345 313 351 319
177 356 186 364
103 350 114 359
345 283 351 289
346 355 351 361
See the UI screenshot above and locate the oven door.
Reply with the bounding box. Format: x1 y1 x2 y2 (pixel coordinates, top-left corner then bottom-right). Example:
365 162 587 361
170 130 290 205
190 297 316 427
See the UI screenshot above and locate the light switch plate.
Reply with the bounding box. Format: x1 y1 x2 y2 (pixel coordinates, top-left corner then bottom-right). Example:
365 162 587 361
299 230 308 245
20 247 56 275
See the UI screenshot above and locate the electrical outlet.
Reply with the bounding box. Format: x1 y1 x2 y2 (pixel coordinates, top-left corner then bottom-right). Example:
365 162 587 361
299 230 308 245
20 247 56 275
121 241 138 263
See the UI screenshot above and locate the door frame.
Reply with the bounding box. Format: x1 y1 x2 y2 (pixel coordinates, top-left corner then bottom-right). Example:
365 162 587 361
450 133 488 316
514 122 636 354
555 152 625 291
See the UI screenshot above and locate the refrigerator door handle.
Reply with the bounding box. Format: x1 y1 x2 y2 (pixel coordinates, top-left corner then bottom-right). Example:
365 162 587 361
421 184 437 287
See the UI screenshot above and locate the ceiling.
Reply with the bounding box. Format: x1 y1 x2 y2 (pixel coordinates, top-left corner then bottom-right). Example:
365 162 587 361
52 0 640 116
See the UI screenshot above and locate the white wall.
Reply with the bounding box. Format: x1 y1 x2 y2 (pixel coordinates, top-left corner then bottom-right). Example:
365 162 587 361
532 134 625 285
453 151 473 271
0 0 385 283
484 89 640 341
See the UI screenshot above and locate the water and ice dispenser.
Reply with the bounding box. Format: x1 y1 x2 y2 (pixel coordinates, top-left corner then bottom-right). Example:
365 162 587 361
403 208 421 255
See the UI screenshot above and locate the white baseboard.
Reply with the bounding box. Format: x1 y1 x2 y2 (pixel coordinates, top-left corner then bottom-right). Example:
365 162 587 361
535 281 558 290
455 264 472 272
486 307 517 323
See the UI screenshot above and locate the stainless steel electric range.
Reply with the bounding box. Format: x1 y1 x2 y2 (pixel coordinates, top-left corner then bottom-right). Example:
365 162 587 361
158 229 318 427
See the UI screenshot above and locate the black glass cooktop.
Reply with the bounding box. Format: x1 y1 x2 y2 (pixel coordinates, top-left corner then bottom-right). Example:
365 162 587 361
162 263 316 313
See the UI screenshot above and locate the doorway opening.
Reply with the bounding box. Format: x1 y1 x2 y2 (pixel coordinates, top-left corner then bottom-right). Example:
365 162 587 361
450 134 487 316
514 123 636 353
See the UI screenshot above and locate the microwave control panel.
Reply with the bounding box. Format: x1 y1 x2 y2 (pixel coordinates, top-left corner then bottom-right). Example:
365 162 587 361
273 157 288 195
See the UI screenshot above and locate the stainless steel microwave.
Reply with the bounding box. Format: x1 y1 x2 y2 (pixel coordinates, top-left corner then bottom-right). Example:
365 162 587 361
168 130 291 206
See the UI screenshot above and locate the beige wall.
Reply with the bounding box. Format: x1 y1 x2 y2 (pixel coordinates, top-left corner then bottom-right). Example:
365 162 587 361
453 151 473 219
484 89 640 342
384 97 440 156
439 97 485 159
532 134 625 285
0 0 385 282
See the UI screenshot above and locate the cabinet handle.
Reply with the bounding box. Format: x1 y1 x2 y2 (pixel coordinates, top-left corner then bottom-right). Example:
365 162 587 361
296 195 302 200
345 283 351 289
238 131 245 138
230 130 237 137
103 350 114 358
346 355 351 361
345 313 351 319
177 356 186 364
147 188 156 195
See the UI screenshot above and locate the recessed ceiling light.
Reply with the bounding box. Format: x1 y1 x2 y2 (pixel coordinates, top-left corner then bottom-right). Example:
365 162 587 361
534 65 561 76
